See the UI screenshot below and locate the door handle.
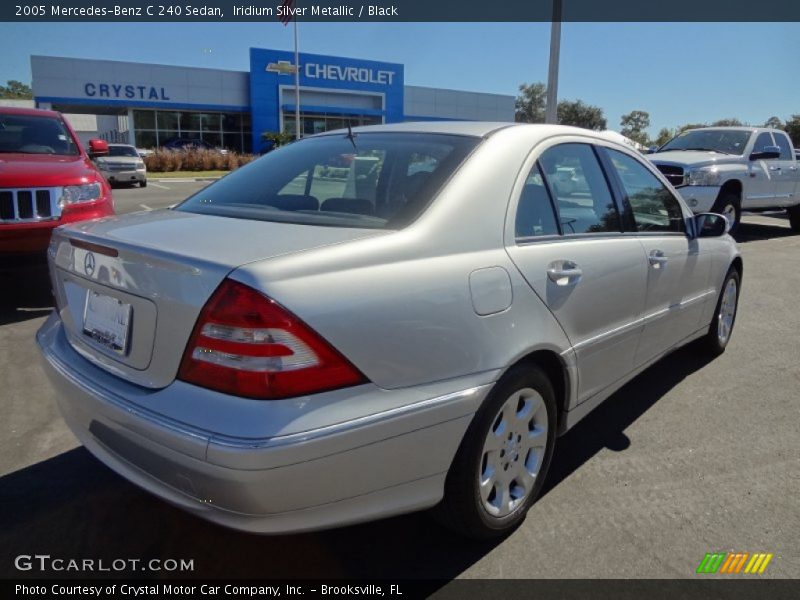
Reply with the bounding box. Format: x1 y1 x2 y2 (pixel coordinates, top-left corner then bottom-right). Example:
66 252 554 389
547 260 582 286
768 166 782 171
648 250 668 269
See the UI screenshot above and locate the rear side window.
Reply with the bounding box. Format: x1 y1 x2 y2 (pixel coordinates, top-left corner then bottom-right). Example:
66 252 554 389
538 143 620 234
773 132 793 160
177 133 479 229
515 165 559 239
607 149 685 233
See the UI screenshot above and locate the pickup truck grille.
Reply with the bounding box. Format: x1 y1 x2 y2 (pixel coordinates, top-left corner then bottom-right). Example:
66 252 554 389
654 164 686 187
0 188 62 223
103 161 136 171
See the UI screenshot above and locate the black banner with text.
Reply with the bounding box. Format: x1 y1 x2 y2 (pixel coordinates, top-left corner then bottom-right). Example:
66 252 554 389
4 0 800 22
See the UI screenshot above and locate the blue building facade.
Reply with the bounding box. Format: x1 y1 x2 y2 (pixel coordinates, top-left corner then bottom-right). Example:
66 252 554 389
30 50 514 152
250 48 404 151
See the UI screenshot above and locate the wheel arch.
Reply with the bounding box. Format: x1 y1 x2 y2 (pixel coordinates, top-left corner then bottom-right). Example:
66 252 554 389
731 255 743 281
717 179 743 203
500 349 572 435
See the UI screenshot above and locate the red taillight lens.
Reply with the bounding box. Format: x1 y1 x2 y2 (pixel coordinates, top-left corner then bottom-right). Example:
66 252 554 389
178 279 366 399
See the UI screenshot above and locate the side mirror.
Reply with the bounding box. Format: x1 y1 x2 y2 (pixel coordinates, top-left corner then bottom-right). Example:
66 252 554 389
749 145 780 161
646 146 658 154
694 213 729 238
88 139 109 157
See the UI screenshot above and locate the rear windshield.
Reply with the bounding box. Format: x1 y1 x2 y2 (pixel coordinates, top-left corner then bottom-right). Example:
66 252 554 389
108 145 140 157
176 132 480 229
658 129 750 155
0 113 79 156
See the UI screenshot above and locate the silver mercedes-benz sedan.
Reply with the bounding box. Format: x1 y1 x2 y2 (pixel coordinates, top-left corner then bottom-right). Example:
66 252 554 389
37 122 742 538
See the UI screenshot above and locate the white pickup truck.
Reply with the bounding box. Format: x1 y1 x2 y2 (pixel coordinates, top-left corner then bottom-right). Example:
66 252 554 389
648 127 799 232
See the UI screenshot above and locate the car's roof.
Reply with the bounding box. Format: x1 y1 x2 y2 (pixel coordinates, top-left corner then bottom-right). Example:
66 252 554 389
316 121 627 141
0 106 61 118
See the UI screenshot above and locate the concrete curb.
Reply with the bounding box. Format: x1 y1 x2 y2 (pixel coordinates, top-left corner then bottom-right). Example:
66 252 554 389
150 177 222 183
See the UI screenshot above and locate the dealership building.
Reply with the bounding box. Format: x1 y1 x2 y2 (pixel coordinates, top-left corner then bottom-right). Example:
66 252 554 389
28 49 515 153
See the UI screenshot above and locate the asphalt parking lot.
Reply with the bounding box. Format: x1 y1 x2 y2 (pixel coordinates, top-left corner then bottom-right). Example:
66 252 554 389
111 179 211 214
0 183 798 582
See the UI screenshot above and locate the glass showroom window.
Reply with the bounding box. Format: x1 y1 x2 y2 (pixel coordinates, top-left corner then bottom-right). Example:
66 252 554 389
282 112 382 138
132 109 252 151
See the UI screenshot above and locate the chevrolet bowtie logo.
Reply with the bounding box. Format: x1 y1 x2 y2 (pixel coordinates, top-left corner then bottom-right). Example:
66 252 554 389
266 61 298 75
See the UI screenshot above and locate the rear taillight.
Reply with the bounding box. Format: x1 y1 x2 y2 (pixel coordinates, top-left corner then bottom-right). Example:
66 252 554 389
178 279 366 399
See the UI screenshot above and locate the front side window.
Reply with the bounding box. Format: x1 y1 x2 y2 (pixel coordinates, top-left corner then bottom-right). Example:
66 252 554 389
177 132 479 229
538 143 620 235
0 114 79 156
753 132 776 156
607 149 685 233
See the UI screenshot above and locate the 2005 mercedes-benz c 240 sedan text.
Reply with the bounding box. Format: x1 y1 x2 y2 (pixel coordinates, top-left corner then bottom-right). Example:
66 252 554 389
38 122 742 538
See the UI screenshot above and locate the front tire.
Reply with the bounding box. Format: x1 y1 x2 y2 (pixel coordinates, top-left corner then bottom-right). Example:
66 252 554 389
702 268 740 356
712 193 741 233
434 364 557 539
139 179 148 188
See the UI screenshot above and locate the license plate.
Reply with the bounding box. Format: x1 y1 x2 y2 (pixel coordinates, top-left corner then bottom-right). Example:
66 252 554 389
82 290 132 354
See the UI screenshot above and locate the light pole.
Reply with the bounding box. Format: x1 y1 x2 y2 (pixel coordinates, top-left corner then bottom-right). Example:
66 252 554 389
545 0 562 124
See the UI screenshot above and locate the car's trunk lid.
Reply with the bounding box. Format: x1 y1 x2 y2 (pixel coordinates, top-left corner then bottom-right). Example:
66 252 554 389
50 209 384 388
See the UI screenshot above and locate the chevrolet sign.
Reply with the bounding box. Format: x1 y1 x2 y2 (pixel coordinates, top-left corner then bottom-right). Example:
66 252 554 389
305 63 396 85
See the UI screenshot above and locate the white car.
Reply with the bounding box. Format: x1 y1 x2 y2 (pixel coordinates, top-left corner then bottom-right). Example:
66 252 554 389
95 144 147 187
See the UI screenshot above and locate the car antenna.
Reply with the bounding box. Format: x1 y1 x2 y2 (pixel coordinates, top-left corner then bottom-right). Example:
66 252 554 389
345 120 358 151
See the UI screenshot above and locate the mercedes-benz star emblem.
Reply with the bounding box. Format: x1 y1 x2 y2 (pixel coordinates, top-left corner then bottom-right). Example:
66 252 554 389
84 252 96 276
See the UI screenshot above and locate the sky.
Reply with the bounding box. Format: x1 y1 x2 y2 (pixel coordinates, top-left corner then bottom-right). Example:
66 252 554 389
0 21 797 136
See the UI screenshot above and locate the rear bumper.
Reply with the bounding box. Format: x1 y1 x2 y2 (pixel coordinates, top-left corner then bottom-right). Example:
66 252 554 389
37 313 487 533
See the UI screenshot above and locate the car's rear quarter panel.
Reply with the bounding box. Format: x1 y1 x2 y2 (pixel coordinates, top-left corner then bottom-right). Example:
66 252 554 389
232 128 575 393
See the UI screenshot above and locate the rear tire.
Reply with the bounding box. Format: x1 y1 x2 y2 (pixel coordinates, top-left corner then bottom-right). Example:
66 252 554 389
788 205 800 233
712 193 741 233
702 268 740 356
433 363 557 539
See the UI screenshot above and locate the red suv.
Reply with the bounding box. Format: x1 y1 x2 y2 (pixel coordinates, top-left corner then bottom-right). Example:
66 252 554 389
0 107 114 258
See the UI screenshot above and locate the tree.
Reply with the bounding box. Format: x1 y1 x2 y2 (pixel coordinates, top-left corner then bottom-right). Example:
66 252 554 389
557 99 607 131
711 118 744 127
676 122 707 134
784 115 800 147
0 80 32 99
620 110 651 146
764 116 783 129
653 127 675 148
515 82 547 123
260 131 294 153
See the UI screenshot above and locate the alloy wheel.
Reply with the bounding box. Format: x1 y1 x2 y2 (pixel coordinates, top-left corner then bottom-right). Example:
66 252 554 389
478 388 549 518
717 277 738 345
